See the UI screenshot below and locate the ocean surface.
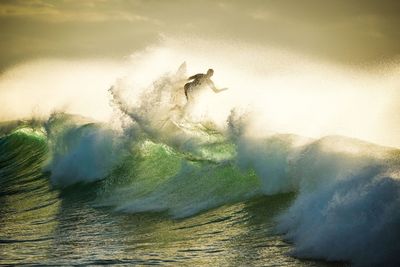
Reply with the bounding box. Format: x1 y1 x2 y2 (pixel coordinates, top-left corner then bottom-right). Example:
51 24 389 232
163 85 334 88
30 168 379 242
1 66 399 266
0 122 334 266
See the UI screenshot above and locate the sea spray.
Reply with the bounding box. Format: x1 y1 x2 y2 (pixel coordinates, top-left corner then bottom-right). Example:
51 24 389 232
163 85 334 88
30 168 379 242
5 61 398 266
274 139 400 267
227 110 400 266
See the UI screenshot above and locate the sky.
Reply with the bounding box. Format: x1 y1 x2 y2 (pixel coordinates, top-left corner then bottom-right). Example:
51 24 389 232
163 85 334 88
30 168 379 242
0 0 400 72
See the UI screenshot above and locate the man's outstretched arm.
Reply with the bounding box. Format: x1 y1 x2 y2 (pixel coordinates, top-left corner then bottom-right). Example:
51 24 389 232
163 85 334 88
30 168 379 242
207 80 228 93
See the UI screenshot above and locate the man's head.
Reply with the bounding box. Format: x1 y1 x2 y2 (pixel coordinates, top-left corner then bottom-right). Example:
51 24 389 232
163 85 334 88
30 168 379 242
206 69 214 77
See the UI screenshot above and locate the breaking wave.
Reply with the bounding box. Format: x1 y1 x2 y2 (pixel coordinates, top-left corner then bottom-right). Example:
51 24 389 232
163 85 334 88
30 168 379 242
1 62 399 266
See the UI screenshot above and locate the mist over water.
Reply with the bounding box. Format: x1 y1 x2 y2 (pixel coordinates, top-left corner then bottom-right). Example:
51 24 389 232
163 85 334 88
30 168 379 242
0 39 399 266
1 39 399 147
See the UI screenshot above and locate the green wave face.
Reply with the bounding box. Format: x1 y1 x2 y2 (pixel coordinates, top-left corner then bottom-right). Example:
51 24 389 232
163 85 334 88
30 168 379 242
98 139 262 218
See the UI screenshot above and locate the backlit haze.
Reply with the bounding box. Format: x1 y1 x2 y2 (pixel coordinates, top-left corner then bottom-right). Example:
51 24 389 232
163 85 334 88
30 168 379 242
0 0 399 147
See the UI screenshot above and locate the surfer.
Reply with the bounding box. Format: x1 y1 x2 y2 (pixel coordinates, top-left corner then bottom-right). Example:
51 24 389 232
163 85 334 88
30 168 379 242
184 69 227 100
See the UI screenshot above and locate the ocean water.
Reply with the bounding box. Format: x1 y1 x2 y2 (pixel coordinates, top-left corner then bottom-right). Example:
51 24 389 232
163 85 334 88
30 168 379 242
0 63 399 266
0 124 337 266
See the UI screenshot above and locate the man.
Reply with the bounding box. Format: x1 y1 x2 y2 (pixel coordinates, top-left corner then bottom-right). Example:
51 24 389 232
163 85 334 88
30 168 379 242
184 69 227 100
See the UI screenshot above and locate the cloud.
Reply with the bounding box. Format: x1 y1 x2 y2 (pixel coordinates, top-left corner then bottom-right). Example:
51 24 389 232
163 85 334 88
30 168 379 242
0 0 157 23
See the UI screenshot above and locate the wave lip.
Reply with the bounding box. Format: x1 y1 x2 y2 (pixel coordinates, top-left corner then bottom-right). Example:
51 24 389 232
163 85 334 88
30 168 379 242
44 113 125 187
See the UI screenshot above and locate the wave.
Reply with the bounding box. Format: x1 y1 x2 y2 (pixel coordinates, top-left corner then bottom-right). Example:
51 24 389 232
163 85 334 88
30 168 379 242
1 64 399 266
43 113 125 187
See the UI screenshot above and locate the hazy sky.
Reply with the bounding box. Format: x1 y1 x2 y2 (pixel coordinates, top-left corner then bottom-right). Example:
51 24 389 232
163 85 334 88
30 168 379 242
1 0 400 71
